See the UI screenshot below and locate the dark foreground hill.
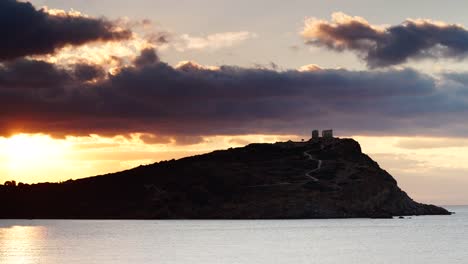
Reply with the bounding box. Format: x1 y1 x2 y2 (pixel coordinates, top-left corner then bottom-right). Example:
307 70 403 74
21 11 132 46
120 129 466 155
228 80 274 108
0 137 450 219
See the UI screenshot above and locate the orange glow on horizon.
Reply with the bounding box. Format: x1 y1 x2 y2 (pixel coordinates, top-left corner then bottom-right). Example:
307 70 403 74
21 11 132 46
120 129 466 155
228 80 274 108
0 133 467 204
0 133 301 184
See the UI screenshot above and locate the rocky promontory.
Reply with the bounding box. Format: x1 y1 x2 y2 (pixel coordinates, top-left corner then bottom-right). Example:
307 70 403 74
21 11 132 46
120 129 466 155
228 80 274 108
0 137 450 219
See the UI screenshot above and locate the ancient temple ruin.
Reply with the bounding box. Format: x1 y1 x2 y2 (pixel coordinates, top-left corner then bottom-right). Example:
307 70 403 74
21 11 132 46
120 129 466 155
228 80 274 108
322 129 333 138
311 129 333 139
311 130 319 139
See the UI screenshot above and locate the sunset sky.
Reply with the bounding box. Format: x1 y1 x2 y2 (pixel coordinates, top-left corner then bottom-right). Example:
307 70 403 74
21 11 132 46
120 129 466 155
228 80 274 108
1 0 468 205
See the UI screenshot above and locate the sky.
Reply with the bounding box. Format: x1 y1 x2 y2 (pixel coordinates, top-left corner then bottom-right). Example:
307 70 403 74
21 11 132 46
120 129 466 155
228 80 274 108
1 0 468 205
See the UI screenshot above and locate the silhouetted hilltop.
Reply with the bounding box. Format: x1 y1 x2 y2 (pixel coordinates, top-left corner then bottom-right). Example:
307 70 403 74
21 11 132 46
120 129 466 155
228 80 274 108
0 137 450 219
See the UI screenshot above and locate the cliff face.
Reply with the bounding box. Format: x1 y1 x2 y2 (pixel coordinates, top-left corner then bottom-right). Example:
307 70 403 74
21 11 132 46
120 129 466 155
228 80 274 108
0 138 450 219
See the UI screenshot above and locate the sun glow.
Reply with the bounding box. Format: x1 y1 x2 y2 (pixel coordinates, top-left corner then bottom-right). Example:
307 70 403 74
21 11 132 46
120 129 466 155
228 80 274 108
4 134 63 162
0 133 302 184
4 134 66 164
0 134 69 183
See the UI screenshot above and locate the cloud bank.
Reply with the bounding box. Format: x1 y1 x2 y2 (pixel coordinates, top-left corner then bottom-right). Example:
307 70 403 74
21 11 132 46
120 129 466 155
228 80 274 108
1 48 468 139
302 12 468 68
1 4 468 141
0 0 131 61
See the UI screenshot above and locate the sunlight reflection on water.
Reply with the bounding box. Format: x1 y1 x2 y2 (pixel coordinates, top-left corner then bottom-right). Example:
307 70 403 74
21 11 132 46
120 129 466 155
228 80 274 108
0 225 46 264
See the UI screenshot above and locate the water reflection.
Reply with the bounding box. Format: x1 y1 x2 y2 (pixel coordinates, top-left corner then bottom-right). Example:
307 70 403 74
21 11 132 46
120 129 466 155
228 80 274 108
0 212 465 264
0 225 46 264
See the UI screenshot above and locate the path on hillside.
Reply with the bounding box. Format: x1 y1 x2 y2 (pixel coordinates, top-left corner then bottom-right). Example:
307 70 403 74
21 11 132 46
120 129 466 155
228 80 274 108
303 150 322 182
246 149 322 188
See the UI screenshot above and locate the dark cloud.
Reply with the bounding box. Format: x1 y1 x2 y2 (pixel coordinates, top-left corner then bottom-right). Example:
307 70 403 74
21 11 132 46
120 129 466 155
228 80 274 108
1 49 468 139
73 63 107 82
302 12 468 68
0 59 71 89
0 0 132 61
134 48 160 67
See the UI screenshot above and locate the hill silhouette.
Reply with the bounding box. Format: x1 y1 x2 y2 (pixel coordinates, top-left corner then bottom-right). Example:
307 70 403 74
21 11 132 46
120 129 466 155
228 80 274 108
0 137 450 219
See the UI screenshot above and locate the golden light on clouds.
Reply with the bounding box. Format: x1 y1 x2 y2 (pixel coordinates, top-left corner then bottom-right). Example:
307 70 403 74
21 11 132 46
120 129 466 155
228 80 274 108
42 7 87 18
33 36 151 72
301 12 386 41
297 64 322 72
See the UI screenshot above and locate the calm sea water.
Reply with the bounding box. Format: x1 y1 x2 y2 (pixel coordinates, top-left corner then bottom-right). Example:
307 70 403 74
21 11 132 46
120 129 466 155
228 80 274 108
0 206 466 264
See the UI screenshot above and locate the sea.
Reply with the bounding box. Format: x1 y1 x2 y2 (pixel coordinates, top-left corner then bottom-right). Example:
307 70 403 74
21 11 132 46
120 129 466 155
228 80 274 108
1 206 467 264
